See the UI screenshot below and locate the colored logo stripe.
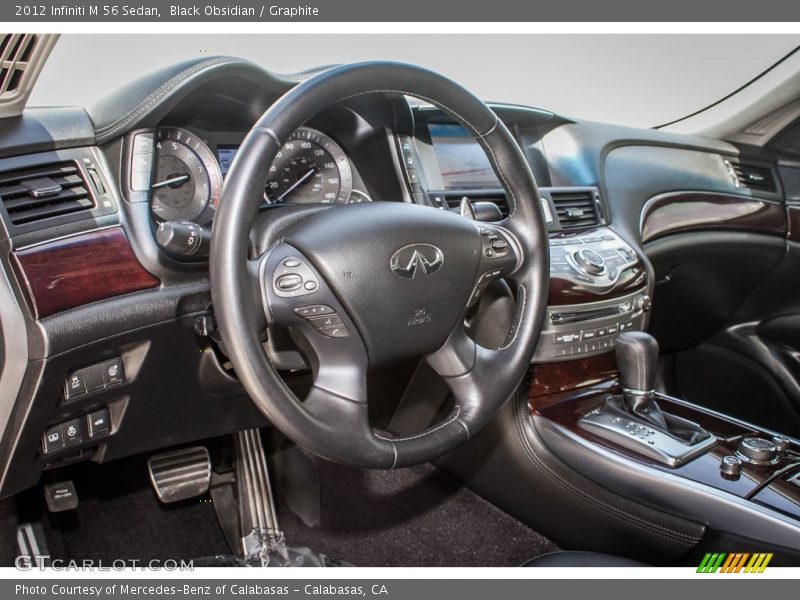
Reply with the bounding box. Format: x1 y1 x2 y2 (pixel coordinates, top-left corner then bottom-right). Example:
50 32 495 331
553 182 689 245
697 553 772 573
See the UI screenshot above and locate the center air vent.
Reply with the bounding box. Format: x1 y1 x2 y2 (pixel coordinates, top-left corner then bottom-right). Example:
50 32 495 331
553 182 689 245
724 160 777 193
551 189 600 229
0 161 95 225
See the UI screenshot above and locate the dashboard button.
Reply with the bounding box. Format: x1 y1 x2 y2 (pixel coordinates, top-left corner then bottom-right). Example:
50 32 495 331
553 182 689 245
303 281 318 291
87 409 111 439
102 358 124 385
62 418 85 447
84 364 105 391
65 369 87 399
406 169 419 184
283 258 302 268
43 424 65 454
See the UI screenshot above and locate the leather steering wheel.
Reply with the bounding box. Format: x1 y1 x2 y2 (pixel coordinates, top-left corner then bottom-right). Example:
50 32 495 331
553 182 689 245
210 62 549 468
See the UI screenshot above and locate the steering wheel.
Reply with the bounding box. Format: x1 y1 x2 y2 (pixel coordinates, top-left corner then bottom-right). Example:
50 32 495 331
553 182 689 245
210 62 549 469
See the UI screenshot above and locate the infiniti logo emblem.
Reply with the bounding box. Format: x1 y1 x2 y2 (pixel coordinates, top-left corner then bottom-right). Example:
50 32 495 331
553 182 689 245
390 244 444 279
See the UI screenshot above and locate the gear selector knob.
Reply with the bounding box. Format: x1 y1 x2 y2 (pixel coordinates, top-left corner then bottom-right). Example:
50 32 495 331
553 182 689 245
616 331 667 429
616 331 658 395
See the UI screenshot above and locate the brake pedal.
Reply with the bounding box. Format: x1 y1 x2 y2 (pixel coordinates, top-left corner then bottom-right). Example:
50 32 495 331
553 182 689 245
148 447 211 503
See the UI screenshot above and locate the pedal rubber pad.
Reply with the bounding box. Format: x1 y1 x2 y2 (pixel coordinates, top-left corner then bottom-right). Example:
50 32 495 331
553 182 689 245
148 446 211 503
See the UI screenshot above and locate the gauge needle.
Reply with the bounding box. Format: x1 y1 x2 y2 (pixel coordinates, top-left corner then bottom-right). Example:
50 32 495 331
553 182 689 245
275 167 316 202
151 174 191 189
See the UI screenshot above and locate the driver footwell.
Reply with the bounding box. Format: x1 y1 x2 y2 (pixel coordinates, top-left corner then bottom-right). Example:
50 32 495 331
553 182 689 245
277 457 558 567
12 445 557 567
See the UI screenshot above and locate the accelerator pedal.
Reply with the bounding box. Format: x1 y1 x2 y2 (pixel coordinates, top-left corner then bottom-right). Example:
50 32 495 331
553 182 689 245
148 446 211 503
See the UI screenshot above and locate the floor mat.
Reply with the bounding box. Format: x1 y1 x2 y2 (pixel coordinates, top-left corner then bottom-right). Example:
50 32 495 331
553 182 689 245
19 448 556 567
31 455 229 563
278 459 558 567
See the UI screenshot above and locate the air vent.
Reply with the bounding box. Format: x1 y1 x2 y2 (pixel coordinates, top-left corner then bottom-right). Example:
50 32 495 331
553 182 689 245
444 193 510 218
551 190 600 229
0 34 37 97
0 161 95 225
725 160 777 193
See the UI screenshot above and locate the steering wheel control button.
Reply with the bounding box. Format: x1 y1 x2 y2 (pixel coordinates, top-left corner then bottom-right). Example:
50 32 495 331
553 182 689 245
87 408 111 439
276 274 303 291
64 369 88 399
42 424 65 454
294 305 335 317
271 256 320 298
491 239 509 252
736 436 779 466
319 324 349 338
480 228 511 260
308 314 344 330
720 455 744 480
62 417 86 447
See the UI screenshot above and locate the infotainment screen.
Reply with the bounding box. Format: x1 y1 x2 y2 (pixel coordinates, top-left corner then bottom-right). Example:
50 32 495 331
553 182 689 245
428 123 500 190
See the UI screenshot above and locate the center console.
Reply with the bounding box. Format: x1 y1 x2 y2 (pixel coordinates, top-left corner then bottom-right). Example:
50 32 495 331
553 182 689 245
402 109 800 558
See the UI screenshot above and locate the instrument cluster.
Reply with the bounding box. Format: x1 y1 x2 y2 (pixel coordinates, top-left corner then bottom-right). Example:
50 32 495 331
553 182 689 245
150 126 373 225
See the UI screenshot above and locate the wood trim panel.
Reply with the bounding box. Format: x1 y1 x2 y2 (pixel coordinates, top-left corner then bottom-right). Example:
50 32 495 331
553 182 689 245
528 353 619 405
11 226 160 318
640 191 787 244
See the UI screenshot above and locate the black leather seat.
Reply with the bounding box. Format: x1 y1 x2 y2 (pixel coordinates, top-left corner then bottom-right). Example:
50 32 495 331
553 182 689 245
523 551 648 567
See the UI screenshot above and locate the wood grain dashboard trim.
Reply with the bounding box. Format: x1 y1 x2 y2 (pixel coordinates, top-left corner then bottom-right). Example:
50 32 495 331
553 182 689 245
11 226 160 318
640 191 787 244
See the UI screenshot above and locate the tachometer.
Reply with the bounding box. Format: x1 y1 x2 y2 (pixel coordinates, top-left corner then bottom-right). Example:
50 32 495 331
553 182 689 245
264 127 352 205
151 127 222 224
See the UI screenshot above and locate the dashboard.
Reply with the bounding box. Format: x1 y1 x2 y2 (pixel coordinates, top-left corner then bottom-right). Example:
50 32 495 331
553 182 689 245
0 55 793 502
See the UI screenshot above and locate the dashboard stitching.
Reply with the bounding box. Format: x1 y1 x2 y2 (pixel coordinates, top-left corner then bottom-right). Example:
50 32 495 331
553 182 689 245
95 57 240 141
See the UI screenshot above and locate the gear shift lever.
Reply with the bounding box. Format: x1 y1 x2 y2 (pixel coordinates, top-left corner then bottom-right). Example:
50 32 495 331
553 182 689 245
615 332 668 429
578 331 714 466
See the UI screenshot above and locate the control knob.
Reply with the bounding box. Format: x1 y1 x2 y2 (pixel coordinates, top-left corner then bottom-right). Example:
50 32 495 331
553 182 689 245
720 455 743 480
736 436 778 465
573 248 605 275
635 294 653 312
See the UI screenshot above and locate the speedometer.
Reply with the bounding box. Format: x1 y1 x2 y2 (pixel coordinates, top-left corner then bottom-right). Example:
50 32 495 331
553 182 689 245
151 127 221 224
264 127 352 205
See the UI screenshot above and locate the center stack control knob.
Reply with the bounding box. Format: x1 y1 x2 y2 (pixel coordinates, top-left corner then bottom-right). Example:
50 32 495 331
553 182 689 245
736 436 779 465
574 248 605 275
720 455 743 480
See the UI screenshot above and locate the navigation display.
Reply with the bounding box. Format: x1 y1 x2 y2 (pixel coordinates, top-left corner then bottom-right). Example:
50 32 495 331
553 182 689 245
429 123 500 189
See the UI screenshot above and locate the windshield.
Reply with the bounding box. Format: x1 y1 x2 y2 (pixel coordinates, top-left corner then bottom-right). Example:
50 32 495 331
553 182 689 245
30 34 799 128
